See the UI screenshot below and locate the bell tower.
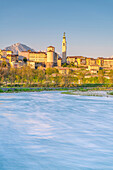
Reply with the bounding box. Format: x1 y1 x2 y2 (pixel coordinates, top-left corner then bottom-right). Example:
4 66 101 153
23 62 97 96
62 32 67 63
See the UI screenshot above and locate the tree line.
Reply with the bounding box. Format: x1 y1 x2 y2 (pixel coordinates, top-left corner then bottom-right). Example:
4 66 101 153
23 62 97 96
0 66 113 87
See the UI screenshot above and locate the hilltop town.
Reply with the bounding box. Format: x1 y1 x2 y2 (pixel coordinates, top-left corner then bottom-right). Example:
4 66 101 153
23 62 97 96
0 33 113 87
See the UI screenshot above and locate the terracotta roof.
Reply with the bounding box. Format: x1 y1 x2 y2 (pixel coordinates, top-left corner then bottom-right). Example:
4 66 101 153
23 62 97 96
1 50 7 52
104 58 113 60
29 52 37 53
97 57 104 59
47 46 55 48
7 54 18 56
7 50 13 52
20 51 30 53
29 52 47 54
37 52 47 54
67 56 86 58
47 50 54 52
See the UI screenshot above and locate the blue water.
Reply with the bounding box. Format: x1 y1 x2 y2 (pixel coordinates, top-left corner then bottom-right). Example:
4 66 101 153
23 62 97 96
0 91 113 170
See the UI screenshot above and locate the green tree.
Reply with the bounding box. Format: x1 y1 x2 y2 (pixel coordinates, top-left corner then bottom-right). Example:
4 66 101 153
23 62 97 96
46 68 58 75
8 68 17 86
37 69 46 85
77 71 85 84
62 63 67 67
2 61 7 67
23 57 27 63
109 70 113 84
98 70 104 84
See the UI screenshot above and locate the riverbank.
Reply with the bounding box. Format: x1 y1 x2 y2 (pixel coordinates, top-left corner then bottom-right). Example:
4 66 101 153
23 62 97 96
0 87 75 93
1 86 113 96
61 90 113 97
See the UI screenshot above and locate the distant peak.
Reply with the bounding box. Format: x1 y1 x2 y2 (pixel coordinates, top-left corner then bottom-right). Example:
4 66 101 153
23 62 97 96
4 43 35 54
14 43 21 46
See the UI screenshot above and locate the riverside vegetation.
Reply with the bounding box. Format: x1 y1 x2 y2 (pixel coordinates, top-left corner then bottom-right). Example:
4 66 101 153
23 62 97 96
1 65 113 94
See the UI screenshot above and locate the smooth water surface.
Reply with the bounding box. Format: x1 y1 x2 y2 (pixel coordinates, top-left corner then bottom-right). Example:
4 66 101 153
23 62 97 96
0 91 113 170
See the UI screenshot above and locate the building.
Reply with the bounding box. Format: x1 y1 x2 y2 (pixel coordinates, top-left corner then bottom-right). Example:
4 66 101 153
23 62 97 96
46 46 58 68
86 58 96 66
76 56 86 66
10 61 20 68
67 56 86 66
88 65 100 71
0 57 8 63
27 61 35 69
6 54 18 64
96 57 104 66
28 52 47 66
0 50 13 57
62 32 67 63
57 57 62 67
67 56 77 64
103 58 113 68
19 51 30 59
59 67 70 74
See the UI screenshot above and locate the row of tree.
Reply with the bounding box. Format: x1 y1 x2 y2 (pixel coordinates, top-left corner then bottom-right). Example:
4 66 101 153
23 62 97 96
0 66 113 87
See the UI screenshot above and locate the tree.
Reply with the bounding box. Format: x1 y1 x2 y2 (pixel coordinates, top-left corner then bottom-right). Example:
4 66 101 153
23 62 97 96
53 74 61 87
8 68 16 86
109 70 113 84
77 71 85 84
98 70 104 84
62 63 67 67
37 69 45 85
2 61 7 67
46 68 58 75
3 68 9 86
23 57 27 63
0 67 4 84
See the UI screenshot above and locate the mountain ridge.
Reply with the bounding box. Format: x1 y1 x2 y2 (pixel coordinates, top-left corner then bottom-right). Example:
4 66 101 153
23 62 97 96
4 43 35 54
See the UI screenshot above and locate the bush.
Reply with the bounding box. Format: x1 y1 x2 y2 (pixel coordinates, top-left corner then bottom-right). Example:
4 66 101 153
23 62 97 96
6 89 13 92
0 89 4 92
78 88 88 92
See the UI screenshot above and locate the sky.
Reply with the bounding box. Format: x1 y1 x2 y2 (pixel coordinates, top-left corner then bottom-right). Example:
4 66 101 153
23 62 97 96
0 0 113 58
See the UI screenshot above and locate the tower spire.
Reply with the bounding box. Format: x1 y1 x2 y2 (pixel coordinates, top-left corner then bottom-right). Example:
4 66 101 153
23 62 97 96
63 32 65 37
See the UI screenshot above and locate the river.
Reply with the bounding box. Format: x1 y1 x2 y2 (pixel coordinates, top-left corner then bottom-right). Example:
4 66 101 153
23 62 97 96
0 91 113 169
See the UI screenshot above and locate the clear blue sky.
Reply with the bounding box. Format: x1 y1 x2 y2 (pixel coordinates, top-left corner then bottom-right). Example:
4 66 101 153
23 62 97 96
0 0 113 57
